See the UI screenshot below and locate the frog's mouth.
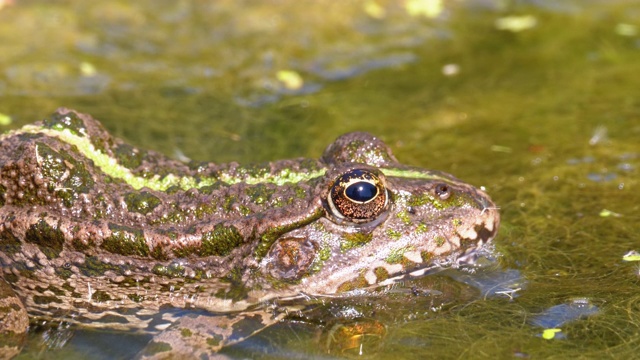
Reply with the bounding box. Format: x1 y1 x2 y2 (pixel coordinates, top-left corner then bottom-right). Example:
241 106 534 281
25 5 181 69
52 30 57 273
381 204 501 285
293 197 501 296
299 221 499 297
404 208 500 277
364 224 499 290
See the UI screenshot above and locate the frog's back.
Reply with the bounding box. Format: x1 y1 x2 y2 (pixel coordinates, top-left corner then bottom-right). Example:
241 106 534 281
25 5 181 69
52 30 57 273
0 109 321 328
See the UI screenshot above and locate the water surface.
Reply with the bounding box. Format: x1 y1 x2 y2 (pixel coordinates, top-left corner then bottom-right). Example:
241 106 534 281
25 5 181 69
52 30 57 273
1 0 639 358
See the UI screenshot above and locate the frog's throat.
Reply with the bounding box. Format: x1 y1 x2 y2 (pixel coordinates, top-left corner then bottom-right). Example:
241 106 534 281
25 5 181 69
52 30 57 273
6 125 454 191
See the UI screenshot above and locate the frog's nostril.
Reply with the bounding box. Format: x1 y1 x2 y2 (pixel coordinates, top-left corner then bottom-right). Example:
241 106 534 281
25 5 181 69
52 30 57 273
434 184 451 200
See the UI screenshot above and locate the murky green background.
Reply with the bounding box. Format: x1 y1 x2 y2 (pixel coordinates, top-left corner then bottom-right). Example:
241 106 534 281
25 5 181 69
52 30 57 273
1 0 639 358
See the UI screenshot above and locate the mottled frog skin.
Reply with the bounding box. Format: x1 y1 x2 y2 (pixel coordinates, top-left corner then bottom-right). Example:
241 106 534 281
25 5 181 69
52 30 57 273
0 108 499 357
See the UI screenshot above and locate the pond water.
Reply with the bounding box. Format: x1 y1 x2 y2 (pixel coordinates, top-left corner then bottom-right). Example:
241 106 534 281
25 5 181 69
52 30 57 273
1 0 639 358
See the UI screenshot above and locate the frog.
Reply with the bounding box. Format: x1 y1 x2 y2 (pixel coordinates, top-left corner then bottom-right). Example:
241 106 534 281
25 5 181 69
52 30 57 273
0 108 500 358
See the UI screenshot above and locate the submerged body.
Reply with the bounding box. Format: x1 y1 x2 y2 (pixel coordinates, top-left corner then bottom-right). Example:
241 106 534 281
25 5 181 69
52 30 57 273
0 109 499 356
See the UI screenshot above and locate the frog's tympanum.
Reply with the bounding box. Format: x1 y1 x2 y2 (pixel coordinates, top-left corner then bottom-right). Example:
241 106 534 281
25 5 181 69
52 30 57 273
0 109 499 357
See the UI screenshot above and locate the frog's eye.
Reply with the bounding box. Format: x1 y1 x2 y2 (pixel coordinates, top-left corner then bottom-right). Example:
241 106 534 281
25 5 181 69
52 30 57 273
328 169 389 223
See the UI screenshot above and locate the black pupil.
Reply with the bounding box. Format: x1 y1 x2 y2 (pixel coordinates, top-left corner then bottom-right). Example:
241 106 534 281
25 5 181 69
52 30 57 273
345 182 377 202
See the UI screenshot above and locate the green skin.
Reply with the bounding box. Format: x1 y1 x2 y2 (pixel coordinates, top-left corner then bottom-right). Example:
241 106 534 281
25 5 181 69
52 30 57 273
0 108 499 357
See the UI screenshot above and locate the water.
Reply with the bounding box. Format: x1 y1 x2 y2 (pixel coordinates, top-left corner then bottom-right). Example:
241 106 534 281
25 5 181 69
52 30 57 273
2 0 639 358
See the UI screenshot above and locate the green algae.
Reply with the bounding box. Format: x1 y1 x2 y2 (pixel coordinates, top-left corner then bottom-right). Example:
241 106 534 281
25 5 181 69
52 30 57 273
24 219 65 259
340 232 373 251
124 191 161 215
101 223 149 257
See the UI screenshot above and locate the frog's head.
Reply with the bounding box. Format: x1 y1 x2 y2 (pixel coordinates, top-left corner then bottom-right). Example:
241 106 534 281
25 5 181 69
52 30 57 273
261 132 500 295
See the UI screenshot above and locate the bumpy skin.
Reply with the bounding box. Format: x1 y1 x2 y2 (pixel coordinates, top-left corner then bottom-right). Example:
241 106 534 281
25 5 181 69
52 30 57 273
0 278 28 358
0 109 499 357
